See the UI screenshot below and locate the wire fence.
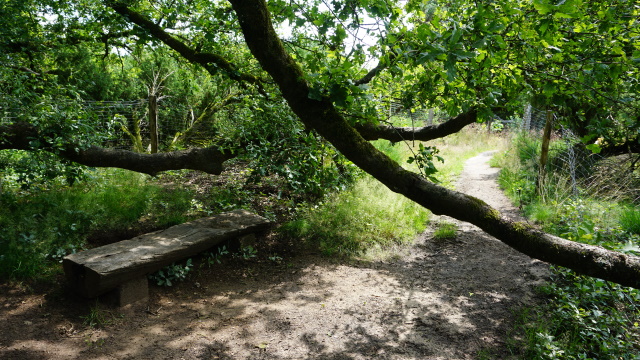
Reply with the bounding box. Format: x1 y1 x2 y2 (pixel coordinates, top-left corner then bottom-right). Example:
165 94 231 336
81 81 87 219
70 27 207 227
3 96 639 202
385 100 639 204
516 105 639 204
83 99 148 150
0 98 214 151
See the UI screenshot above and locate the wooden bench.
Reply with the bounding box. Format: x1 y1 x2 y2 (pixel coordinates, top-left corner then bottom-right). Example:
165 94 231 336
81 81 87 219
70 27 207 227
63 209 271 306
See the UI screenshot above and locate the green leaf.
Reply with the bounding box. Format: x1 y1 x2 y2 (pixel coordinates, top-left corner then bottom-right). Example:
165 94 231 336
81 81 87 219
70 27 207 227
445 60 457 81
449 26 462 46
585 144 602 154
554 12 573 19
543 82 555 97
533 0 553 15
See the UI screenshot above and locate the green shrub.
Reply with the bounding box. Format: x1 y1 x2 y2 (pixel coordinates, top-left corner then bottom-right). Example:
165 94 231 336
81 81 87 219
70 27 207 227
497 133 640 358
523 201 556 225
520 268 640 360
279 176 430 256
0 169 196 281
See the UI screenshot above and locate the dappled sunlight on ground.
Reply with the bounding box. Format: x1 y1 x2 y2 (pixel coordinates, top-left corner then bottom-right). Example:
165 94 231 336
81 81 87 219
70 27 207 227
0 151 549 359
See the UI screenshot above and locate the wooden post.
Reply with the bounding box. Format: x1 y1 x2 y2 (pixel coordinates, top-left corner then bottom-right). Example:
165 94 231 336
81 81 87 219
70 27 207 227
149 95 158 154
536 110 553 197
523 104 532 131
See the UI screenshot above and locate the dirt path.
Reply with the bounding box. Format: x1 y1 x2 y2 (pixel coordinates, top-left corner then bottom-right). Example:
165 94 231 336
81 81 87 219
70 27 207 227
1 151 549 360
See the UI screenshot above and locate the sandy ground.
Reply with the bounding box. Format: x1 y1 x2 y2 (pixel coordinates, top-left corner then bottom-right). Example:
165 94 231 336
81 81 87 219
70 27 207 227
0 151 549 359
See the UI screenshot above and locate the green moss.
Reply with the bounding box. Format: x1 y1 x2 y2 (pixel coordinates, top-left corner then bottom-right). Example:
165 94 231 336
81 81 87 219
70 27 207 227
512 221 534 233
487 209 501 221
466 195 489 212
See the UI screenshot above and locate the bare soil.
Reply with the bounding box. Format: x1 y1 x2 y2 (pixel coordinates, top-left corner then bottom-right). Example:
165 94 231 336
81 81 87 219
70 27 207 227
0 151 549 359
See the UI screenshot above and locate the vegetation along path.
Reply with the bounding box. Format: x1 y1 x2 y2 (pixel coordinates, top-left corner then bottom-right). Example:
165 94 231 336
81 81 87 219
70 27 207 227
0 151 549 359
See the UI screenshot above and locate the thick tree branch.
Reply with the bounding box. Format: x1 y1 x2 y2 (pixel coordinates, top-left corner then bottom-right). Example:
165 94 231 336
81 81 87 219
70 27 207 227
355 110 477 143
0 122 235 176
599 140 640 157
61 146 233 176
228 0 640 288
107 3 265 90
353 53 396 86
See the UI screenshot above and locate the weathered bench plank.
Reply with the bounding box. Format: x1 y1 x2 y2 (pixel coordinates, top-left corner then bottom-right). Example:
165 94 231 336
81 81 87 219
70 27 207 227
63 209 270 298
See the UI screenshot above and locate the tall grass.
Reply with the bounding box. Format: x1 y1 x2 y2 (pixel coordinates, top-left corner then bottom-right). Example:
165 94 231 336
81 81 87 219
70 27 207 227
280 176 430 256
0 169 195 281
281 126 508 258
621 207 640 235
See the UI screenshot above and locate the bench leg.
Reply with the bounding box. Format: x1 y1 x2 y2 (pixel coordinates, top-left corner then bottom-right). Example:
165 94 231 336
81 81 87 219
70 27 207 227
113 276 149 306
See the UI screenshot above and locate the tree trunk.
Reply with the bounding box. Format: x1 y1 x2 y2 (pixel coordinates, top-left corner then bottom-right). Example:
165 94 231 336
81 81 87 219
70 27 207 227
228 0 640 289
149 94 159 154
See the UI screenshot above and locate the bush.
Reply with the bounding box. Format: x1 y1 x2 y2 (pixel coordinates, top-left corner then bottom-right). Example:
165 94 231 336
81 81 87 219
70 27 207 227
498 133 640 358
279 176 430 256
0 169 196 281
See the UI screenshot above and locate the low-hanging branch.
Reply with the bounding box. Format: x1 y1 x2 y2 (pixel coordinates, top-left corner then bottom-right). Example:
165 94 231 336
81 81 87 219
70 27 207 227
60 146 234 176
0 112 474 176
0 122 235 176
354 110 477 143
228 0 640 289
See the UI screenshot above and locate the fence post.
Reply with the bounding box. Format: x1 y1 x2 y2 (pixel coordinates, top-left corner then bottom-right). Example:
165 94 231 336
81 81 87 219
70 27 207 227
523 104 532 131
149 95 158 154
536 110 553 197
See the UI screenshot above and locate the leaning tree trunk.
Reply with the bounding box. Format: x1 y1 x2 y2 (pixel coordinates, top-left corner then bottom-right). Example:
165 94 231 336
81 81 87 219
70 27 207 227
228 0 640 289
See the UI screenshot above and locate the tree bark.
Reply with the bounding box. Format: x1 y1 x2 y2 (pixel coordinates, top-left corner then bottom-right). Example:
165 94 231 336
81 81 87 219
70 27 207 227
0 122 234 175
227 0 640 288
354 110 477 143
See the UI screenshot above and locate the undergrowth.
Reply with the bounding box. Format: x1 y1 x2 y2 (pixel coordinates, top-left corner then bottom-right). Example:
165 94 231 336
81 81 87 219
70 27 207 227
279 176 430 256
280 126 507 258
0 168 196 281
495 132 640 359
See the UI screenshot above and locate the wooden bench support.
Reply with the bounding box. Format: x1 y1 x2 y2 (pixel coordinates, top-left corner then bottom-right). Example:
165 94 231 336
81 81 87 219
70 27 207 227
105 276 149 307
63 209 270 305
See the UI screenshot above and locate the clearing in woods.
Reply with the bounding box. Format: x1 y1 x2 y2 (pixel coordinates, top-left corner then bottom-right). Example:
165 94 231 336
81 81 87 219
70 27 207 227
0 151 549 359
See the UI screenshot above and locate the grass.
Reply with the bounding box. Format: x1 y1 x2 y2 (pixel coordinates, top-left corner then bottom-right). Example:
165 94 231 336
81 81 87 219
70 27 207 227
0 168 197 281
433 222 458 240
81 301 120 328
494 131 640 359
280 175 431 257
621 207 640 235
280 126 508 258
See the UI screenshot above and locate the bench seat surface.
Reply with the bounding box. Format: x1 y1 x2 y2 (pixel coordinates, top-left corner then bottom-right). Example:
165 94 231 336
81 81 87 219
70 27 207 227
63 209 270 297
